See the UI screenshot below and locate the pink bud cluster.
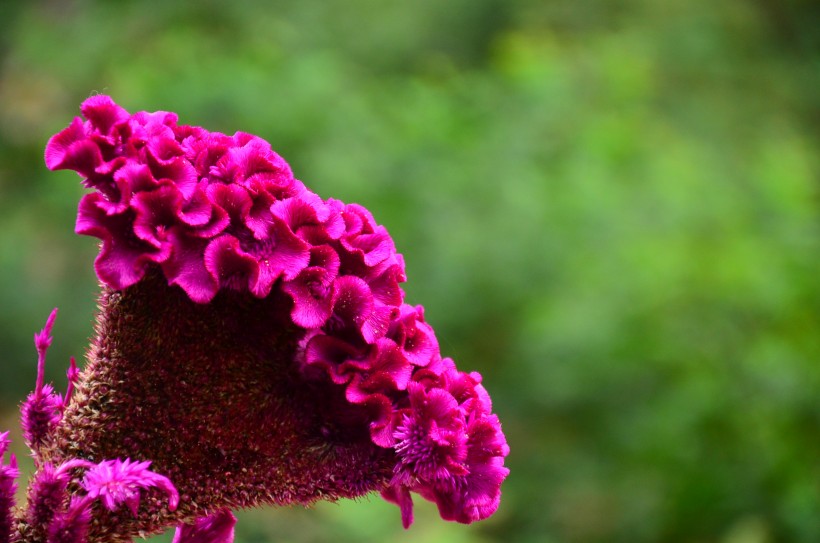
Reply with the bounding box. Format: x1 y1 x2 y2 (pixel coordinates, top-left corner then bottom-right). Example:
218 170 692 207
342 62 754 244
21 309 64 454
33 458 178 543
44 96 508 528
7 312 182 543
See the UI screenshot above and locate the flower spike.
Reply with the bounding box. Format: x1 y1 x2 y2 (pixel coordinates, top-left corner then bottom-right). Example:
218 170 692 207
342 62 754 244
22 309 65 456
34 309 58 374
63 357 79 411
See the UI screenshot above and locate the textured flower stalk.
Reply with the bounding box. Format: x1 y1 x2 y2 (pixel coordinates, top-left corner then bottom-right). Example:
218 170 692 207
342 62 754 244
5 96 509 542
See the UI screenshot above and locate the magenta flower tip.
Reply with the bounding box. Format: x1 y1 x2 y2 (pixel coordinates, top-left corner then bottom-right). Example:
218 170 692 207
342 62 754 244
33 308 60 398
66 357 79 382
0 432 9 458
34 308 58 353
5 454 18 476
63 357 79 410
172 509 236 543
381 484 414 529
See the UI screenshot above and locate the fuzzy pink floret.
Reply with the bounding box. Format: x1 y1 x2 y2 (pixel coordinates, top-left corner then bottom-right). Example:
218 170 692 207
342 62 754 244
23 309 65 454
45 96 508 527
79 458 179 515
21 384 63 452
46 497 91 543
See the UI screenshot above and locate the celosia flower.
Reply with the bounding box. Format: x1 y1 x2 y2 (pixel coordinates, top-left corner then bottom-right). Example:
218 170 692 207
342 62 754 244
21 309 64 454
69 458 179 515
46 497 92 543
2 95 509 542
24 462 69 542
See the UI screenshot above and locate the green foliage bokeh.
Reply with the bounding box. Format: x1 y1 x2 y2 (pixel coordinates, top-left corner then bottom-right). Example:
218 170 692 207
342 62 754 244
0 1 818 542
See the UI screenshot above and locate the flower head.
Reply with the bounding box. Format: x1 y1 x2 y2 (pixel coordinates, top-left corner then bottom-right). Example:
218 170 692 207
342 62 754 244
78 458 179 515
35 95 509 538
22 308 65 455
46 496 92 543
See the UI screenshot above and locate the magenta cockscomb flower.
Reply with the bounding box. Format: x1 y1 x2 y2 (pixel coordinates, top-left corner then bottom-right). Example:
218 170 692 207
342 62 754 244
1 95 508 542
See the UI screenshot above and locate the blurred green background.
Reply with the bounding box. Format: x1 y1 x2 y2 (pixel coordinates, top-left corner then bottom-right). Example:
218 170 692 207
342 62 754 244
1 1 819 542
